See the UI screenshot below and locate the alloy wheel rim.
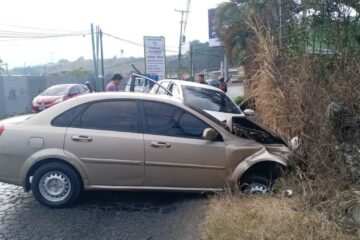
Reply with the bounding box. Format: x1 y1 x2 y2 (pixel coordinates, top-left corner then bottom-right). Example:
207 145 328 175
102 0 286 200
245 183 269 195
39 171 71 202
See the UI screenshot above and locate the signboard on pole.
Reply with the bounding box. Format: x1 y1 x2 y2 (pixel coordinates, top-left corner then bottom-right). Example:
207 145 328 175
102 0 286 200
144 36 166 79
208 8 221 47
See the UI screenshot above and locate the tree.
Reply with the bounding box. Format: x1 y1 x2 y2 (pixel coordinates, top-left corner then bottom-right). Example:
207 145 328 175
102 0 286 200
70 67 92 77
0 58 4 73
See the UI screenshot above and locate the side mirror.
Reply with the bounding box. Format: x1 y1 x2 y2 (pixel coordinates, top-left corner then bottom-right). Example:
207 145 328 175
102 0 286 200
202 128 218 141
243 108 255 117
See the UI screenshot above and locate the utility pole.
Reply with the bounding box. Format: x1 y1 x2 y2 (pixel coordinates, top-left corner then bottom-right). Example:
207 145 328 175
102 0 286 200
100 29 105 91
175 9 189 79
224 55 229 82
189 42 193 80
91 24 98 91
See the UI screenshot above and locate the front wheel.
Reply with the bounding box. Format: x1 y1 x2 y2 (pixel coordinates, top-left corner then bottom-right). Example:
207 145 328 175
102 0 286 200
240 176 271 195
31 162 82 208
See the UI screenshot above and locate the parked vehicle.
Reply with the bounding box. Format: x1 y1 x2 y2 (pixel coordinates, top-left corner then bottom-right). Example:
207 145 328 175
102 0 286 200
206 79 220 88
32 84 89 112
150 80 242 121
124 77 151 93
0 92 291 208
125 74 158 93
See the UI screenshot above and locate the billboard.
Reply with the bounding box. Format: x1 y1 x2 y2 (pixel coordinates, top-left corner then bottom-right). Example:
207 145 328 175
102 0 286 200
208 8 221 47
144 36 166 80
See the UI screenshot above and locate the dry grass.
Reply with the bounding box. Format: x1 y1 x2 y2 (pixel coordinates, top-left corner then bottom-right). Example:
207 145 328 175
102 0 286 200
203 195 356 240
203 11 360 239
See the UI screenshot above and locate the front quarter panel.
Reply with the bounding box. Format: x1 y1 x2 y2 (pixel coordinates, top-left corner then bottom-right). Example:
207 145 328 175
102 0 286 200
230 148 288 183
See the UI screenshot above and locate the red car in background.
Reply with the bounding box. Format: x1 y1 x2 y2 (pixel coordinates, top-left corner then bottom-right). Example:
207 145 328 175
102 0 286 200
32 84 90 112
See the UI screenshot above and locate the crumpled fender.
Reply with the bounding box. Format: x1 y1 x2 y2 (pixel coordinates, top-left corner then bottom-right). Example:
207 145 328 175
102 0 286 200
230 148 288 183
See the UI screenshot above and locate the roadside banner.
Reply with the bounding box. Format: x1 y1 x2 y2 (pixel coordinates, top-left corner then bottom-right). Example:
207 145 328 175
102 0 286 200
144 36 166 79
208 8 221 47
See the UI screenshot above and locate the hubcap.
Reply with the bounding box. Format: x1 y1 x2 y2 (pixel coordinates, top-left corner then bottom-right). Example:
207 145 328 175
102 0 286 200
39 171 71 202
245 183 269 195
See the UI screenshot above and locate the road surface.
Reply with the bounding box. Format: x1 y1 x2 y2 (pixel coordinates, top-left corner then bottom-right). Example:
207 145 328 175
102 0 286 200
227 82 244 100
0 183 208 240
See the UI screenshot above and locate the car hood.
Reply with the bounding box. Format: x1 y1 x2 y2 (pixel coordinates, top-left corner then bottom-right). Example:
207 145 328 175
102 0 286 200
34 95 62 104
204 110 243 122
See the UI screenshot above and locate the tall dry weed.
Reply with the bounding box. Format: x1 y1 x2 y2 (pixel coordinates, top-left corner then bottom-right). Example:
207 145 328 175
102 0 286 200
244 13 360 234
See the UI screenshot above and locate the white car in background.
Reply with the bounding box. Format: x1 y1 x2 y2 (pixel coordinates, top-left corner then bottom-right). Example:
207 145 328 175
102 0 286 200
150 80 243 121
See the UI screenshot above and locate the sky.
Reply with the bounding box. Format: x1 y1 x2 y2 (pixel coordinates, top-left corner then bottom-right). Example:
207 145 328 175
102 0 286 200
0 0 227 68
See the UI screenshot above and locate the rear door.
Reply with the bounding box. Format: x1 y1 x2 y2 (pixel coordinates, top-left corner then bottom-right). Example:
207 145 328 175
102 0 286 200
64 100 144 186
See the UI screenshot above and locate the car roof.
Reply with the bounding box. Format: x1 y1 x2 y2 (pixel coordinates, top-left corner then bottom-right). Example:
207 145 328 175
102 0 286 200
158 79 223 92
47 84 82 89
27 92 184 125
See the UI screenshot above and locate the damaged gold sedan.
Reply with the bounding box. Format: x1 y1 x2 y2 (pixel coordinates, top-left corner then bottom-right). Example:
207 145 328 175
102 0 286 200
0 92 292 208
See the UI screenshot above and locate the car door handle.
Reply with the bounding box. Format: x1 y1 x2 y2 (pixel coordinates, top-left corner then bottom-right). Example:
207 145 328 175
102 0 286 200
72 135 93 142
150 142 171 149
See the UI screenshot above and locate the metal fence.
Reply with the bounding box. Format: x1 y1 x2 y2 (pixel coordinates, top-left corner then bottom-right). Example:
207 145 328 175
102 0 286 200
266 0 360 54
0 75 94 118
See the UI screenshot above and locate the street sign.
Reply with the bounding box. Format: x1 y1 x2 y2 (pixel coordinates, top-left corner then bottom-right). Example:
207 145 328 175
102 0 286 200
144 36 166 80
208 8 221 47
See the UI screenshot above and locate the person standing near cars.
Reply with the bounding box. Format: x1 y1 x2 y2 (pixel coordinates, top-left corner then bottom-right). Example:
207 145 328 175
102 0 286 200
219 77 228 93
105 73 123 92
196 74 208 85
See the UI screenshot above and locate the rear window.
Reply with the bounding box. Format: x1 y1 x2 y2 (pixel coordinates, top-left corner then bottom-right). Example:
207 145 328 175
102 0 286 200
182 86 240 114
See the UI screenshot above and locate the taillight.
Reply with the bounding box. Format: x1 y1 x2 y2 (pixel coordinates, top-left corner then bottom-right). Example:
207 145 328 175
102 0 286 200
0 124 4 136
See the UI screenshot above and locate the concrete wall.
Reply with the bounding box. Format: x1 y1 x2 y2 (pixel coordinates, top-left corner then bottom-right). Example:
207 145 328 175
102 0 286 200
0 75 94 119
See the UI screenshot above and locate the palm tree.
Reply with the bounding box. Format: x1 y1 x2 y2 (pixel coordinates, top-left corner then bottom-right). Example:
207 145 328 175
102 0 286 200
214 0 266 77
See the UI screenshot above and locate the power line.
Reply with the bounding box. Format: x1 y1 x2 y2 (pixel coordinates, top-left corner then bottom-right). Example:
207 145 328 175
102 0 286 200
0 32 89 42
0 23 85 33
103 32 179 54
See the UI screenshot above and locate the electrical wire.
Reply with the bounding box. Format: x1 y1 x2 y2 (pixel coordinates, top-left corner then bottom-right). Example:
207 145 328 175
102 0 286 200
0 23 84 33
103 32 179 54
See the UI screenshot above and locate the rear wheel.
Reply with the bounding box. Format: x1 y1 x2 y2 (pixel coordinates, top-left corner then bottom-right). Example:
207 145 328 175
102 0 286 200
31 162 82 208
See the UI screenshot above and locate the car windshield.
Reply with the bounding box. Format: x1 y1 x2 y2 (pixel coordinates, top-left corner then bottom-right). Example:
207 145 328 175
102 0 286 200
41 85 69 96
186 104 230 132
126 78 148 86
182 85 240 114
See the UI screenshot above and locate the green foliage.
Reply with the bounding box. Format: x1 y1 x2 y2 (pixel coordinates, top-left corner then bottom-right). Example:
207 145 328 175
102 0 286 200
215 0 360 62
70 67 92 77
234 95 245 105
0 58 3 72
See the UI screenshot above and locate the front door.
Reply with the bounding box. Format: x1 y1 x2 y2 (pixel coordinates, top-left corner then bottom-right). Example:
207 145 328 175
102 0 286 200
64 100 144 187
142 101 227 189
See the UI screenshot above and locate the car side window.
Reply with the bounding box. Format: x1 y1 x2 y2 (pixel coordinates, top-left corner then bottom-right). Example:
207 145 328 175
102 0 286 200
68 86 79 96
52 104 88 127
156 81 169 95
78 85 86 94
143 101 210 139
72 100 139 133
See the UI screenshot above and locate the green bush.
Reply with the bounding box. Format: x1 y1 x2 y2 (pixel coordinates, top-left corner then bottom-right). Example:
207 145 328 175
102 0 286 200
234 96 245 105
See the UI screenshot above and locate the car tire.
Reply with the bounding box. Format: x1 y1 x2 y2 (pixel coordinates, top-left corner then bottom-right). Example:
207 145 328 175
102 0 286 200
240 175 271 195
31 162 82 208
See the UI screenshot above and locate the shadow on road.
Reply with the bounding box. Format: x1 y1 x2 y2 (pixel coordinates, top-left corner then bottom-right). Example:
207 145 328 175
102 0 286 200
77 191 209 214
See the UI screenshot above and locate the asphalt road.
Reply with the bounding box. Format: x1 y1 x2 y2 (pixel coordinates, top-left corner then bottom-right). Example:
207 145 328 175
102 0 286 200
0 182 208 240
227 82 244 100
